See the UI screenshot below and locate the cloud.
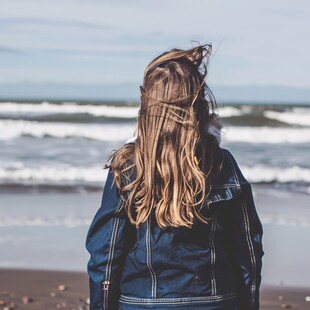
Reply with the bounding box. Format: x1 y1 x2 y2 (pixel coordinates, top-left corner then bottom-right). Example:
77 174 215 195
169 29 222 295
0 44 24 54
0 17 110 31
0 0 309 88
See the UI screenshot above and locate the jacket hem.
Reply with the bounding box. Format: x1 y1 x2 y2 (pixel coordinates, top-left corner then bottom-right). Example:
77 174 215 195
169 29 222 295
119 292 236 305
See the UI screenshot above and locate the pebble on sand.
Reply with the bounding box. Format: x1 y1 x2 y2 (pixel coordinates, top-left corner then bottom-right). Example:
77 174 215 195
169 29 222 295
22 296 33 304
3 304 15 310
57 284 68 291
281 304 292 309
50 291 57 298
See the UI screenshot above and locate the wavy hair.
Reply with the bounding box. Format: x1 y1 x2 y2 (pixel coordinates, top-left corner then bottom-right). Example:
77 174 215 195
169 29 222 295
107 43 223 228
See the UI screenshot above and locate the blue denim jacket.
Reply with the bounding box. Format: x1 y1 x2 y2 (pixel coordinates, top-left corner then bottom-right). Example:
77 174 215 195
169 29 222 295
85 147 264 310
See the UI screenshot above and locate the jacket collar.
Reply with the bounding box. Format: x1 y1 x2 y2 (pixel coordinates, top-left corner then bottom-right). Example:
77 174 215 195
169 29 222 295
202 185 241 210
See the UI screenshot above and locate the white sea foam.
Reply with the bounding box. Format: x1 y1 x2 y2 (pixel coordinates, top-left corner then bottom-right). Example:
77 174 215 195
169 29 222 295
222 126 310 143
259 214 310 227
241 165 310 183
0 101 139 118
0 165 108 184
1 102 310 127
217 106 244 117
264 108 310 126
0 216 92 228
0 213 310 228
1 120 310 144
0 101 245 119
0 163 309 185
0 119 135 141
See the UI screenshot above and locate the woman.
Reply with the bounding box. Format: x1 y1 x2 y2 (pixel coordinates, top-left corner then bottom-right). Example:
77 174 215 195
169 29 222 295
85 44 264 309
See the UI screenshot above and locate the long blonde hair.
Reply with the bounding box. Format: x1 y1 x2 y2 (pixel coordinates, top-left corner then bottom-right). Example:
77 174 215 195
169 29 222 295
108 44 223 228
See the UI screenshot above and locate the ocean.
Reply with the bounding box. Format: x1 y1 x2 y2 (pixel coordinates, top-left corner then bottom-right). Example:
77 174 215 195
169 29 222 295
0 100 309 193
0 100 310 287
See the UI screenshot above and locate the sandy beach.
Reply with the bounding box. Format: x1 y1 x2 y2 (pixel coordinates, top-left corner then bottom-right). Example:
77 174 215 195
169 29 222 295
0 268 309 310
1 185 310 309
0 269 89 310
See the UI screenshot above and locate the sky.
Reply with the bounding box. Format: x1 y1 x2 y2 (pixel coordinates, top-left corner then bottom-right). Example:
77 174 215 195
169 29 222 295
0 0 310 101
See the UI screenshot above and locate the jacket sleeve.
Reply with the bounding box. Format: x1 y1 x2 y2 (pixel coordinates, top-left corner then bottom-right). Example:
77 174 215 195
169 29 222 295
225 151 264 310
85 167 135 310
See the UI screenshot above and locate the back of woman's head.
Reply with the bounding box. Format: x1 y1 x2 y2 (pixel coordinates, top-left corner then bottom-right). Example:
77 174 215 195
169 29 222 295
109 43 223 228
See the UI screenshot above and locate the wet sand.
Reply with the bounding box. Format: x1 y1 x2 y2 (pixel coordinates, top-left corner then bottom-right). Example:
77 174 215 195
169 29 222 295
1 185 310 309
0 269 89 310
0 268 309 310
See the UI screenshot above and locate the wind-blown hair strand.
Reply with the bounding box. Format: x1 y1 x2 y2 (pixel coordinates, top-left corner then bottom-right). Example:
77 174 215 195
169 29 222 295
107 43 223 228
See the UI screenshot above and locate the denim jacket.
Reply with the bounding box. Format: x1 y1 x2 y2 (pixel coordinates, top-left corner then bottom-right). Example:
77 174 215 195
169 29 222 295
85 147 264 309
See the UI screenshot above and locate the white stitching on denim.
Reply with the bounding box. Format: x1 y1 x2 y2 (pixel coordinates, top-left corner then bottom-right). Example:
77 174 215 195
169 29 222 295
228 151 257 305
227 151 241 192
146 216 157 298
209 212 217 295
103 218 118 309
241 200 257 304
105 218 120 280
105 199 123 281
119 292 236 304
103 199 123 309
213 184 239 189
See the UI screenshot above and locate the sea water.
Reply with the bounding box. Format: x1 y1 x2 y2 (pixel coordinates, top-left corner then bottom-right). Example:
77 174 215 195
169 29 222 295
0 100 309 287
0 100 309 192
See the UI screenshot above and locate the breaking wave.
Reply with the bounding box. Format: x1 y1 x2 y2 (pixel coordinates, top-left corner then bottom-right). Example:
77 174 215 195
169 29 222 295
241 165 310 183
0 165 108 184
222 126 310 144
1 120 310 144
263 108 310 126
0 102 247 119
0 119 135 141
0 164 309 185
0 216 92 228
0 101 139 118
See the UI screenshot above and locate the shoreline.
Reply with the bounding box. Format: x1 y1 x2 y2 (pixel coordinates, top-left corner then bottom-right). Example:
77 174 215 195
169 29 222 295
0 268 309 310
1 186 310 287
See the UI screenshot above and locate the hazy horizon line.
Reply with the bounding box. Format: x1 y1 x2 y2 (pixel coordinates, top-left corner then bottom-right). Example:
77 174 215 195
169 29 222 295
0 83 310 104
